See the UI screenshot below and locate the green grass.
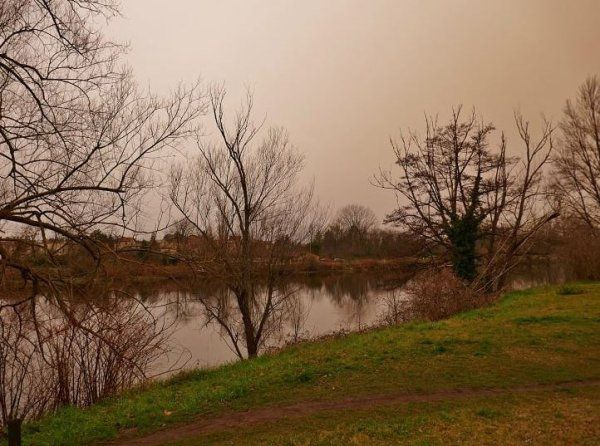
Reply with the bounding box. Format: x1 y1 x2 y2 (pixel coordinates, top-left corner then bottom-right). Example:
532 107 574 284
12 283 600 445
183 386 600 445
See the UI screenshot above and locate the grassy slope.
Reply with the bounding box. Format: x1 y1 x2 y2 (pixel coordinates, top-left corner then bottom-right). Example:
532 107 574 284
18 283 600 445
191 386 600 446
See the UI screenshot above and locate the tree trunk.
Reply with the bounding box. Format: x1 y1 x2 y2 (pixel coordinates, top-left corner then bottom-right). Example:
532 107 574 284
7 418 22 446
448 216 479 282
237 288 259 358
245 335 259 358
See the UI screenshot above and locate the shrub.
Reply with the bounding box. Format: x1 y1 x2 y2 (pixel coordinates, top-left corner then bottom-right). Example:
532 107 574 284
377 290 408 326
402 268 494 322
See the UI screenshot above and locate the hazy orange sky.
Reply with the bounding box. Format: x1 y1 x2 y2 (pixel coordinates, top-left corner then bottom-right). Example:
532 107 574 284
109 0 600 222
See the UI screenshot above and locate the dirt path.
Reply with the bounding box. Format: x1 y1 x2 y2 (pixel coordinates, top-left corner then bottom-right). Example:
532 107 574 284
110 379 600 446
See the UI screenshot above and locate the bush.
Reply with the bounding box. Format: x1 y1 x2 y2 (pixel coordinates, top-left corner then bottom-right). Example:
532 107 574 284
377 290 408 326
403 268 494 321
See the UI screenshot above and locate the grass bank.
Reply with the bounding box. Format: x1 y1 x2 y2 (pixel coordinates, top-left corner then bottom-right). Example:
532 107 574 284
13 283 600 445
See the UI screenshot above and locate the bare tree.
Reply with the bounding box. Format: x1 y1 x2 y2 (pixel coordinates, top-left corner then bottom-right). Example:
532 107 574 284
0 0 203 295
332 204 378 236
170 86 320 358
284 294 310 344
320 204 379 258
164 218 195 243
554 76 600 229
376 107 557 290
0 0 203 428
377 290 407 326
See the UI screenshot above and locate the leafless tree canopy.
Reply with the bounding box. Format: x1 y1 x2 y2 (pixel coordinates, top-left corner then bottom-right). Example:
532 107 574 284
377 107 557 289
332 204 378 237
0 0 203 292
555 76 600 229
0 0 203 426
171 87 320 358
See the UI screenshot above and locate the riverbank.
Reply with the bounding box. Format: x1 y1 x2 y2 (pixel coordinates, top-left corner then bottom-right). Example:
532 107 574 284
0 257 420 295
12 283 600 445
101 256 420 284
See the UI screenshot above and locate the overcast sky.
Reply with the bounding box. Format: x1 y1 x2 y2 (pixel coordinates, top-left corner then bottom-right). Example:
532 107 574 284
108 0 600 222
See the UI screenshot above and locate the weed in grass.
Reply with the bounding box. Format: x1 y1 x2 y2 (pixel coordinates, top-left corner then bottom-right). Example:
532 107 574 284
438 410 454 422
513 315 574 325
558 387 578 395
557 285 585 296
473 339 493 357
391 417 425 437
475 407 502 419
297 370 314 383
409 322 447 332
433 344 447 354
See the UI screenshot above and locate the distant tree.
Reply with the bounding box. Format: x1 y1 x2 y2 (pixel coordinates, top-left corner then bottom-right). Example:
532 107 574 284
324 204 378 257
554 76 600 229
377 107 557 289
307 230 323 255
90 230 116 245
163 218 195 247
333 204 378 238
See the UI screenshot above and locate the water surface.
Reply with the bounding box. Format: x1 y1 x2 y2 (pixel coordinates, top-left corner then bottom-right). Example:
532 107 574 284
137 262 564 374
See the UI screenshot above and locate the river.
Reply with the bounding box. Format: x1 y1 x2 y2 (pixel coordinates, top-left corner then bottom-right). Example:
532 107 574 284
133 260 567 375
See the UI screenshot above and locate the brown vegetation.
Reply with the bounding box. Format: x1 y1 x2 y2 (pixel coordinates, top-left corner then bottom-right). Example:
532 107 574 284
0 295 174 427
378 268 495 325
